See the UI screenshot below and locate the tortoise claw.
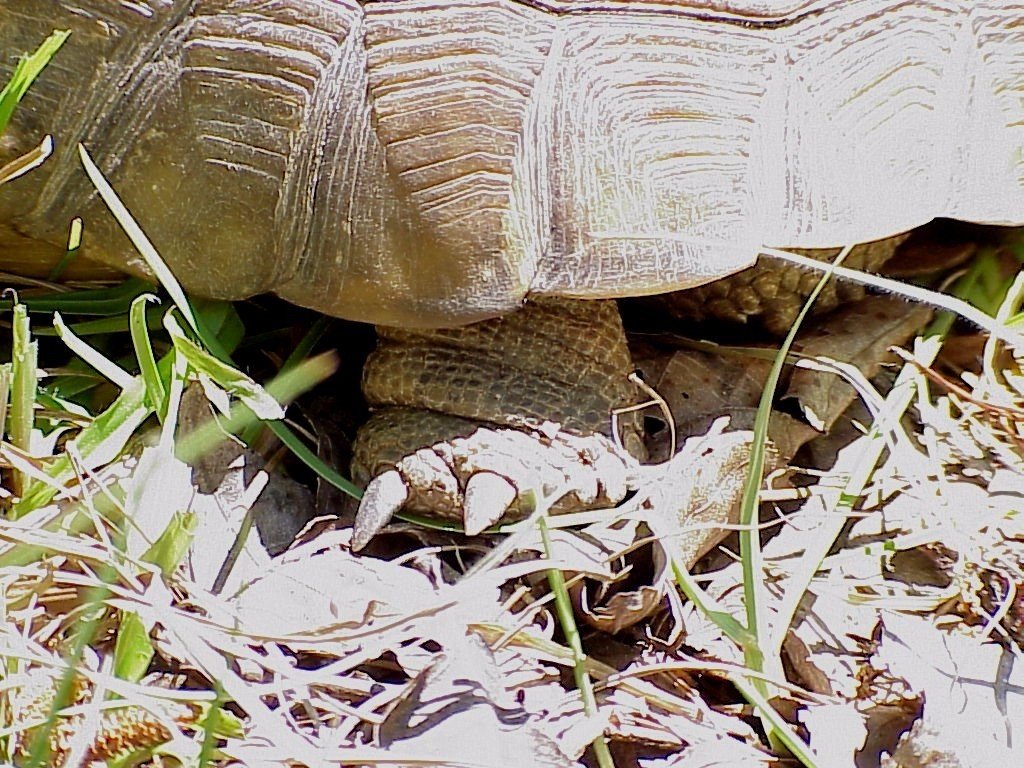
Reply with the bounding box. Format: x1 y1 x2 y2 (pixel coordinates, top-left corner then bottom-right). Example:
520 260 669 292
463 471 517 535
352 469 409 551
351 425 639 549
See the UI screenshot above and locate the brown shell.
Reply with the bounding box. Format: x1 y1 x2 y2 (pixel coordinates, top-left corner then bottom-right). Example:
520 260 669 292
1 1 1022 327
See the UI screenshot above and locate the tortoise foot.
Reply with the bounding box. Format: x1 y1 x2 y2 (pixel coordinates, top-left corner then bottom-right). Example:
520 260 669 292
351 418 638 550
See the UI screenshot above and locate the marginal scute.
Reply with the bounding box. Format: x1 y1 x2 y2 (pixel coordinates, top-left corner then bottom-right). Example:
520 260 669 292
532 12 775 297
361 0 557 320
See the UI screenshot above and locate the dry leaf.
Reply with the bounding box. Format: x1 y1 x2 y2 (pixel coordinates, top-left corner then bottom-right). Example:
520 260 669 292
800 702 868 766
377 634 581 767
786 296 931 432
874 611 1024 766
230 540 438 641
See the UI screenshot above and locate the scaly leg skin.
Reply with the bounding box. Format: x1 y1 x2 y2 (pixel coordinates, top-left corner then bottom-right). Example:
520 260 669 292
657 235 907 333
351 298 644 549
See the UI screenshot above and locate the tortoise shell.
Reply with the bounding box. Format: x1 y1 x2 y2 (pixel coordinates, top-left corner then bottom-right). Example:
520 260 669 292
1 0 1021 327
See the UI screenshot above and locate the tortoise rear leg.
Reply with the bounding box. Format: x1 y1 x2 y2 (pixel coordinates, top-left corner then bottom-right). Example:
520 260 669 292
351 298 643 548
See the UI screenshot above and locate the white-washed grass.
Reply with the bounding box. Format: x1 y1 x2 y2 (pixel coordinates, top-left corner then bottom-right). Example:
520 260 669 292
661 236 1022 767
2 260 334 764
670 235 1023 768
0 135 52 188
765 338 937 657
759 245 1024 349
0 489 241 763
12 378 151 515
78 148 199 338
52 312 135 391
667 247 858 767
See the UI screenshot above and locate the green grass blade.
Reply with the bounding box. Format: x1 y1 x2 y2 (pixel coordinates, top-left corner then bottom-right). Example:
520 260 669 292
164 312 284 421
30 312 163 337
41 366 106 402
130 294 167 419
167 281 362 499
48 216 83 281
264 418 362 499
283 317 333 373
142 510 198 576
539 516 615 768
23 562 112 768
731 675 820 767
160 348 187 449
669 556 754 647
0 363 10 450
0 30 70 136
173 353 336 462
114 508 196 683
11 278 155 317
191 298 246 356
740 246 854 666
238 316 332 446
113 611 156 683
173 352 359 495
197 687 228 768
9 302 38 501
722 246 854 754
14 379 152 515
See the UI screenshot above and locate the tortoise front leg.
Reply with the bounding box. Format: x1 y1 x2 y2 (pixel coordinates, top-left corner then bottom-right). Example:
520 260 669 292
351 298 643 548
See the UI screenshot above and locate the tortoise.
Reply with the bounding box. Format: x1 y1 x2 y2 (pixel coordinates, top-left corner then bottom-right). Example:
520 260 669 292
2 1 1023 549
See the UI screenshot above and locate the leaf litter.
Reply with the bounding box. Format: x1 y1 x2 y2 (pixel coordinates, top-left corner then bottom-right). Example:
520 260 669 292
2 294 1019 768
